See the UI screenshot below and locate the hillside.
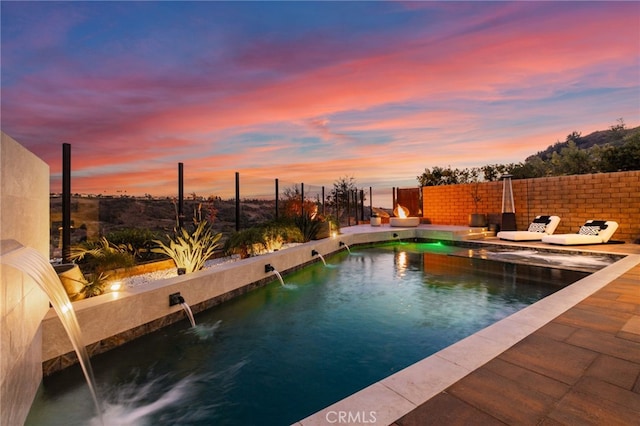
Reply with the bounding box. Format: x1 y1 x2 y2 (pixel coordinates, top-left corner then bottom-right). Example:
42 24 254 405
50 196 276 255
527 125 639 162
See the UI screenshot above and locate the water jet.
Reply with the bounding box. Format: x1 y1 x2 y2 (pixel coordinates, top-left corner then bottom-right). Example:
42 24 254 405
311 250 327 266
169 292 196 327
265 263 285 286
339 241 351 254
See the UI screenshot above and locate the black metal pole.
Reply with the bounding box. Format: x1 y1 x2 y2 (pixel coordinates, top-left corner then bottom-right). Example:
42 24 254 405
301 183 304 217
322 186 325 216
178 162 184 229
360 189 365 222
354 190 358 223
275 178 279 220
369 186 373 218
235 172 240 231
62 143 71 263
346 190 351 226
392 187 396 210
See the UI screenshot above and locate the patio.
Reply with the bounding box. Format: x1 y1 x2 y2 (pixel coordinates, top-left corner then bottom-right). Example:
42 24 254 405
394 240 640 425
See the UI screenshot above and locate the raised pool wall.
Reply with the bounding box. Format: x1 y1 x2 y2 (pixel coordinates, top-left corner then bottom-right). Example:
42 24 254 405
0 132 51 426
422 171 640 242
41 227 442 374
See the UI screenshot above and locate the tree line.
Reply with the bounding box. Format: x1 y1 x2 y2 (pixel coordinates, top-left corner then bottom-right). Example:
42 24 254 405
417 119 640 186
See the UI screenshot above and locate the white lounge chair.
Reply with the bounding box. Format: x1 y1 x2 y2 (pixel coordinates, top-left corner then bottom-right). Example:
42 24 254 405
541 220 619 245
497 215 561 241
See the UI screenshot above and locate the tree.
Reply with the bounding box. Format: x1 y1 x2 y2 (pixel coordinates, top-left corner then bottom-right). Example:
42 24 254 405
325 176 365 224
417 166 464 186
566 131 582 143
550 141 594 175
326 176 358 207
280 184 319 218
610 117 626 139
515 157 549 179
480 164 508 182
595 133 640 172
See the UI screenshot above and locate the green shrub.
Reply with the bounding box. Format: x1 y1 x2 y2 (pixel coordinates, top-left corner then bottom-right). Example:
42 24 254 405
224 219 304 258
104 228 163 261
224 227 267 258
71 237 136 275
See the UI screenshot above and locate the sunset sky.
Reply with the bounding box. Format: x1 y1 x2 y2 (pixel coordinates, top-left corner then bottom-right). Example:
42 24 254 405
2 1 638 200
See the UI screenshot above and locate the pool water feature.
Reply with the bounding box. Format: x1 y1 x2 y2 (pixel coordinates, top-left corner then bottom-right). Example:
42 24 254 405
26 243 589 425
468 248 616 272
1 241 104 425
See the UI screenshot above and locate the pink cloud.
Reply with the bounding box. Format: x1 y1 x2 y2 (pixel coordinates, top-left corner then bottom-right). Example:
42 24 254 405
3 2 638 197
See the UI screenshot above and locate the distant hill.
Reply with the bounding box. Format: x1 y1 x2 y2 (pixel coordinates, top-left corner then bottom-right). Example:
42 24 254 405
49 196 276 255
527 125 639 162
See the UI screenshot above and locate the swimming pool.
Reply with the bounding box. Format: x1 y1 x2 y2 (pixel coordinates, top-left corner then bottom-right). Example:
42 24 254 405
26 243 589 425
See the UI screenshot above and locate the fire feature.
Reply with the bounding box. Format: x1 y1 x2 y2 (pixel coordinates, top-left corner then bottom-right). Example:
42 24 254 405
389 204 420 227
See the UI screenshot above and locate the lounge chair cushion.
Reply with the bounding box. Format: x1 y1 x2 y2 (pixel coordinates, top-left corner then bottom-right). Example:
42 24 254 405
578 220 608 236
542 220 619 245
497 215 560 241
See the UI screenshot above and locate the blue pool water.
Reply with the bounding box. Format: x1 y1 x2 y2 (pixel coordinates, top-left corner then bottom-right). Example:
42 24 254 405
27 243 588 425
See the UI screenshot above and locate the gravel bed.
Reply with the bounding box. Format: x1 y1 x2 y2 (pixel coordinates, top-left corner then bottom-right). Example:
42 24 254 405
121 256 241 289
118 243 303 289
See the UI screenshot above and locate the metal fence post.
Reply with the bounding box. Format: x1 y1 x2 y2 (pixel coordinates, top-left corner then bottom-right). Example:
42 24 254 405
235 172 240 231
62 143 71 263
275 178 279 220
178 162 184 229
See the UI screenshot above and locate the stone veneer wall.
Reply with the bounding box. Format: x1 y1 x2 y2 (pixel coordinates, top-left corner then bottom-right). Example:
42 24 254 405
422 171 640 242
0 132 50 425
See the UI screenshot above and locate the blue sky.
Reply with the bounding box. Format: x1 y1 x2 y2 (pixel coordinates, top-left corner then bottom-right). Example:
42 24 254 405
1 1 638 198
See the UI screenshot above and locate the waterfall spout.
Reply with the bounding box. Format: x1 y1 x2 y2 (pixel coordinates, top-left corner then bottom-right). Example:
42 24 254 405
265 264 285 286
0 239 104 425
339 242 351 254
169 292 196 327
311 250 327 266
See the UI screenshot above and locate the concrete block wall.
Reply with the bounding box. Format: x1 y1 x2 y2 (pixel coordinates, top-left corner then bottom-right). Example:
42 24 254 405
423 171 640 242
0 132 50 425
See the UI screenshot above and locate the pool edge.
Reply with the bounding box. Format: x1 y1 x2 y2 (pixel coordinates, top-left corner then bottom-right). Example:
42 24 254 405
295 252 640 426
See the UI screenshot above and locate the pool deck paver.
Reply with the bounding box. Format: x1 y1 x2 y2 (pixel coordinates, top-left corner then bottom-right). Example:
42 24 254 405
392 249 640 426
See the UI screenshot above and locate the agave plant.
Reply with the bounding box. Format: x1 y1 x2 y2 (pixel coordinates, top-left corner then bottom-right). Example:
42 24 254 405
152 221 222 274
83 272 110 298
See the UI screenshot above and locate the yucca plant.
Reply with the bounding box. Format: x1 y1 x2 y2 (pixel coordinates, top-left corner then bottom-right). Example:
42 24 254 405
152 221 222 274
294 212 323 242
